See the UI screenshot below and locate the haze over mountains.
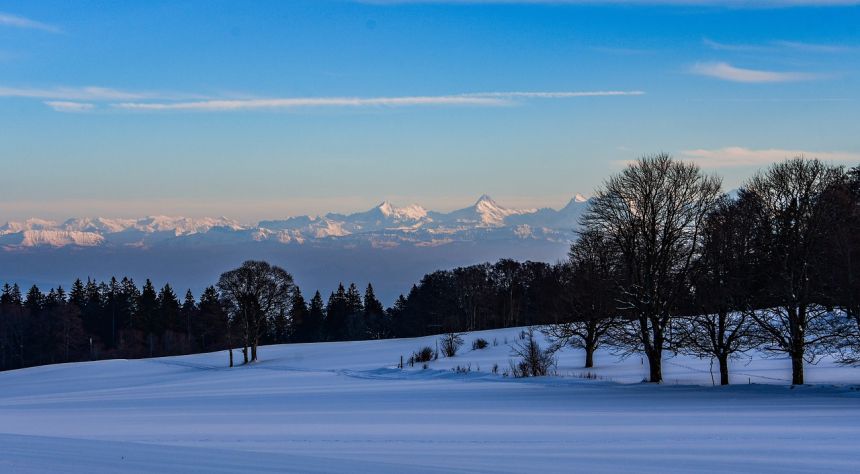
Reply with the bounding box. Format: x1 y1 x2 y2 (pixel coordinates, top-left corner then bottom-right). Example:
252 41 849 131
0 195 588 302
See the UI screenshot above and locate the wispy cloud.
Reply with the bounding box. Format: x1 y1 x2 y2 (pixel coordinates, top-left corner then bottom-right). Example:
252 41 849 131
463 91 644 98
689 62 820 83
680 146 860 168
704 38 859 54
112 95 508 111
112 91 645 112
0 12 60 33
771 40 859 53
0 85 161 101
43 101 96 112
0 84 645 112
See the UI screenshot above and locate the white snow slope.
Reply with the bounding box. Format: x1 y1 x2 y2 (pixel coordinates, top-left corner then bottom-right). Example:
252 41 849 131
2 326 860 473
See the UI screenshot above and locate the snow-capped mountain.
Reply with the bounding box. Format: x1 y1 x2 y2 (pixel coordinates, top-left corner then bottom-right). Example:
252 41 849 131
0 195 590 303
431 194 536 227
0 195 589 250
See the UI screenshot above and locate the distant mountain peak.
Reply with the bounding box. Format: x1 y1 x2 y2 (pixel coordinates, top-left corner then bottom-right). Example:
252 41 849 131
375 201 427 221
475 194 496 204
0 195 590 249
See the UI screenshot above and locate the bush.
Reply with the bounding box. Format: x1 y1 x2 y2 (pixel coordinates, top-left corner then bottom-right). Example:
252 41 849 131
509 328 555 378
472 338 489 350
439 332 464 357
413 346 435 363
452 363 471 374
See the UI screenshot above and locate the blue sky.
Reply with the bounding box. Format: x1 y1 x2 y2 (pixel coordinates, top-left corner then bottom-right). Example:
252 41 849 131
1 0 859 222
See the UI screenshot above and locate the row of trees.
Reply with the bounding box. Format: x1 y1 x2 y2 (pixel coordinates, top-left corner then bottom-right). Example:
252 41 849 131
548 156 860 385
3 155 858 386
0 269 391 371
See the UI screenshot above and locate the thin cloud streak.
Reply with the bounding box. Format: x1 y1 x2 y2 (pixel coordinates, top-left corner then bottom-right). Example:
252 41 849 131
111 91 645 111
0 85 161 101
464 90 645 98
0 12 60 33
43 101 96 112
112 96 509 111
704 38 859 53
689 62 820 83
680 146 860 168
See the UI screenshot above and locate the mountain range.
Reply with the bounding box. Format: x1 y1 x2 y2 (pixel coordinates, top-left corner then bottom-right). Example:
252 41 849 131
0 195 588 303
1 194 589 250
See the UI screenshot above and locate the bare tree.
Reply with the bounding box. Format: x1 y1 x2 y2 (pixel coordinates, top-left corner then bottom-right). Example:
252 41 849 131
675 194 763 385
510 327 555 377
217 260 294 364
545 230 620 368
833 165 860 363
439 332 464 357
583 154 721 383
744 158 847 384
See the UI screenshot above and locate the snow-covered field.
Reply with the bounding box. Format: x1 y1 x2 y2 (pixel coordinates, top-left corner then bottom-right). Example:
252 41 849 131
2 327 860 473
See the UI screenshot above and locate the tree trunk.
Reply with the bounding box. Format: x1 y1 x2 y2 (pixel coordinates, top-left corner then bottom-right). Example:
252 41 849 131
242 345 248 364
789 305 805 385
791 351 804 385
718 354 729 386
647 349 662 383
228 348 234 368
584 342 595 368
643 314 664 383
251 338 258 362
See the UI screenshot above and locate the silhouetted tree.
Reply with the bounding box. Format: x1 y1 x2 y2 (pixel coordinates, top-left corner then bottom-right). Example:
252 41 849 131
676 194 763 384
545 230 621 368
583 154 721 383
217 260 294 363
744 158 847 384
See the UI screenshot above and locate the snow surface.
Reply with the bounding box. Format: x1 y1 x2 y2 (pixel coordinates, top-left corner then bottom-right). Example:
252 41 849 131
2 326 859 473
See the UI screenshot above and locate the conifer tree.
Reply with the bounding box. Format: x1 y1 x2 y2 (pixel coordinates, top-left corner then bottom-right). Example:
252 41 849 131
288 288 310 342
306 291 325 343
325 284 348 341
158 283 181 354
137 279 159 357
363 284 388 339
181 289 197 350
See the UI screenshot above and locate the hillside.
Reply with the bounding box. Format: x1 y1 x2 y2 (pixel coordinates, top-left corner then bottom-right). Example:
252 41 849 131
2 327 860 473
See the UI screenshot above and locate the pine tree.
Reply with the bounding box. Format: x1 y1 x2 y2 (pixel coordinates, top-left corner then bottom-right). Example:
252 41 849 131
104 277 121 349
363 284 389 339
325 284 348 341
181 290 197 351
197 286 227 355
9 283 22 306
344 283 366 340
306 291 325 343
137 279 159 357
157 283 181 354
24 285 44 315
69 279 85 309
288 288 309 342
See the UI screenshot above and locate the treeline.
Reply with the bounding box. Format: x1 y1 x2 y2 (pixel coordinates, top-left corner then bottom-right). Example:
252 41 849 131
543 156 860 385
0 275 388 370
2 156 859 386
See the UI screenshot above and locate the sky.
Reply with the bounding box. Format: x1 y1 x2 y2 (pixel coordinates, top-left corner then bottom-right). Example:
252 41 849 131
1 0 859 223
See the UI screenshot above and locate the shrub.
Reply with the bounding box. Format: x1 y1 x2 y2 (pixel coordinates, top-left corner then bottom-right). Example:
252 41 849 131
472 338 489 350
413 346 435 363
439 332 464 357
452 363 471 374
509 328 555 378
